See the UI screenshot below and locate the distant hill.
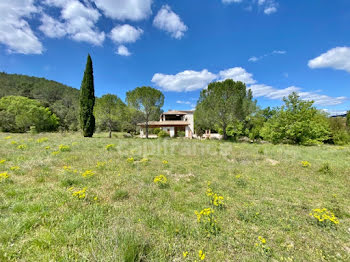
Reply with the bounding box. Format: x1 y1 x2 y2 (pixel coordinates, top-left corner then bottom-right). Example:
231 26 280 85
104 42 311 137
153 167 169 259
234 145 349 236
0 72 80 130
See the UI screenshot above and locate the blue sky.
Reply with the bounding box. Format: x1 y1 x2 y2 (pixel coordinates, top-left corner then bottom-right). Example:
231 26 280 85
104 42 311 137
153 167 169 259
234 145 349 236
0 0 349 115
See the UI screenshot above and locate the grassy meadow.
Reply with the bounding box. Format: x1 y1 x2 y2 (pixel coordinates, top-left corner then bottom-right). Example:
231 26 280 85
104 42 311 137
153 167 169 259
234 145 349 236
0 132 349 261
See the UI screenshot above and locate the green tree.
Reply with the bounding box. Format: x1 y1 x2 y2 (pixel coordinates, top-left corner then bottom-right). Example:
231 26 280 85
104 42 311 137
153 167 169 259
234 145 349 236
79 54 95 137
126 86 164 138
0 96 58 132
95 94 126 138
195 79 255 140
261 93 330 145
346 111 350 129
0 72 80 131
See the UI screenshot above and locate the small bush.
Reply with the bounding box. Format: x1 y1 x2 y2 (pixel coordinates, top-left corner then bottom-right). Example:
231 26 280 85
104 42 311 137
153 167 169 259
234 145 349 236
158 130 170 138
177 131 185 137
152 128 161 135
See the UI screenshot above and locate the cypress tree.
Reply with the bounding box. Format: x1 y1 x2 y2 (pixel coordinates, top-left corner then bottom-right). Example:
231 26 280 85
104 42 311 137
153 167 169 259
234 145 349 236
79 54 95 137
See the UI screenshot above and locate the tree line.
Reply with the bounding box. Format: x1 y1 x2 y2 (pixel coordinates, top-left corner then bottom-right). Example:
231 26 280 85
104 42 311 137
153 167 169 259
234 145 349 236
1 55 349 145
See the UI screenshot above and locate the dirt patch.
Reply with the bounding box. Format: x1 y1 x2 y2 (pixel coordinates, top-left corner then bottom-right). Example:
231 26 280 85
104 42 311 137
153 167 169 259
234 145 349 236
266 158 280 166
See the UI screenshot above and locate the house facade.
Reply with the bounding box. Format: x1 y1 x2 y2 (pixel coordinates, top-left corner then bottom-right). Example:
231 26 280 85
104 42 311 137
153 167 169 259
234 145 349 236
138 110 194 138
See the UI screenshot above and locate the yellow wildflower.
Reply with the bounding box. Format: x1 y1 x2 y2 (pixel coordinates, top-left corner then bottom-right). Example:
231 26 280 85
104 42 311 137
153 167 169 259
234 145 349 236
0 159 6 164
36 137 48 143
10 166 20 171
309 208 339 225
0 172 9 181
198 250 205 260
17 144 27 150
153 174 168 187
183 251 188 258
59 145 71 152
72 187 87 199
162 160 168 164
127 157 134 163
105 144 115 151
301 161 311 168
82 170 95 178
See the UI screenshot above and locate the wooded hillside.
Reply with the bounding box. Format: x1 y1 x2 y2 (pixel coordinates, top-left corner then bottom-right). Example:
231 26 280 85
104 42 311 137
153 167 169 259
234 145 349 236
0 72 79 130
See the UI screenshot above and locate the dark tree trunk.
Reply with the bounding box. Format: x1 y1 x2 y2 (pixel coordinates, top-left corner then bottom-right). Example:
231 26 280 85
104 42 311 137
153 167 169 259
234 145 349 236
223 123 227 140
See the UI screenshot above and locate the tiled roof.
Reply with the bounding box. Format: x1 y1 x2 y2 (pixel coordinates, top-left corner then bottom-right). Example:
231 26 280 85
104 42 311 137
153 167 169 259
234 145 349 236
137 121 189 126
162 110 187 115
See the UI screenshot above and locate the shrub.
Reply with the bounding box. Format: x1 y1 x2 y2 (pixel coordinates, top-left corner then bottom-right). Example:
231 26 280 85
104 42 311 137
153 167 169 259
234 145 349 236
0 96 59 133
177 131 185 137
328 117 350 145
261 93 330 145
158 130 170 138
152 128 161 135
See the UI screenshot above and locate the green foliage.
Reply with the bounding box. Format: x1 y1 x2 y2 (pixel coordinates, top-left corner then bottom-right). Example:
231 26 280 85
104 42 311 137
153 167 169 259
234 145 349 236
158 130 170 138
0 72 79 131
261 93 330 145
152 128 161 135
346 111 350 129
123 107 145 135
177 131 185 137
195 79 256 140
126 86 164 138
0 96 58 132
79 55 95 137
328 117 350 145
112 189 129 201
94 94 126 137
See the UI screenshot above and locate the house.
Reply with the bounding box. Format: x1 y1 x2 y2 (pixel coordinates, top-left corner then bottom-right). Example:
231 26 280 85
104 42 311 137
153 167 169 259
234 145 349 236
138 110 194 138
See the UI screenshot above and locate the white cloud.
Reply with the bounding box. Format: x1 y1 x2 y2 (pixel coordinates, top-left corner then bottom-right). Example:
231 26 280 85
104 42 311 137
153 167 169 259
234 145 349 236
322 109 347 116
176 100 191 105
0 0 43 54
248 56 259 62
110 25 143 44
152 66 347 106
42 0 105 45
249 50 286 62
264 6 277 15
297 89 347 106
249 85 299 99
116 45 131 56
152 70 216 92
153 5 188 39
222 0 278 15
249 84 346 106
308 47 350 73
218 67 256 84
272 50 286 55
222 0 242 3
92 0 152 21
39 14 66 38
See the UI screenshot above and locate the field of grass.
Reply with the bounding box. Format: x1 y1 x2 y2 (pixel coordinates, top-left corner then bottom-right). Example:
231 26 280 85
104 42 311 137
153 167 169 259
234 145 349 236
0 132 349 261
